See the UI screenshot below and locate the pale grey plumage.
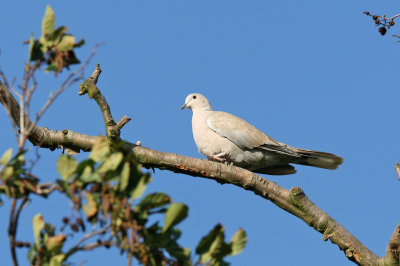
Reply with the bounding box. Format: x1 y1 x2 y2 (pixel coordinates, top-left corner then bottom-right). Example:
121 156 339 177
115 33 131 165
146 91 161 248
181 93 343 175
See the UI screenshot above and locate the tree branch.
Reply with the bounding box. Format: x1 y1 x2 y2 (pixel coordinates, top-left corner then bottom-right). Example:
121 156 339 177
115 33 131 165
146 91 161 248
78 64 130 140
384 222 400 265
0 67 395 266
8 190 18 266
7 188 28 266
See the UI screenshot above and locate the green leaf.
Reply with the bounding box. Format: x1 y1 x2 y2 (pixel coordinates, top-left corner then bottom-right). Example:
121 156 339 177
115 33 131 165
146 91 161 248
28 34 35 62
39 36 49 53
196 224 224 255
44 223 55 236
27 248 35 264
42 5 55 38
49 254 65 266
79 165 101 183
74 39 85 48
120 161 130 191
56 180 73 199
76 159 95 173
57 154 78 180
56 35 75 51
45 234 66 252
209 232 231 259
229 228 247 256
2 166 14 180
32 40 44 61
210 259 230 266
0 148 13 165
51 26 67 42
89 137 110 162
97 152 123 173
137 192 171 211
199 226 231 263
33 213 45 248
45 63 58 72
131 173 152 199
163 203 188 233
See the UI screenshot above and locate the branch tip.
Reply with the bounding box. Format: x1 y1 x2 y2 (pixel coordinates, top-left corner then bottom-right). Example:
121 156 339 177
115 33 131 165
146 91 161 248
395 163 400 180
116 116 131 131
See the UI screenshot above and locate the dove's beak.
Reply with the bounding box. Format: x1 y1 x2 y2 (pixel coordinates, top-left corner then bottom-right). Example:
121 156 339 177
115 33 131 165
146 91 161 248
180 103 187 110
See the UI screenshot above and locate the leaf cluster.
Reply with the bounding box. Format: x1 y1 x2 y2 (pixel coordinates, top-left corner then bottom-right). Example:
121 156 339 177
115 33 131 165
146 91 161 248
0 137 247 265
0 148 38 201
27 5 84 75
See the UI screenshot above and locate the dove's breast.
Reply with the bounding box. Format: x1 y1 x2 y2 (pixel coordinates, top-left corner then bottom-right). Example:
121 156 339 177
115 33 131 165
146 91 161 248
191 111 269 168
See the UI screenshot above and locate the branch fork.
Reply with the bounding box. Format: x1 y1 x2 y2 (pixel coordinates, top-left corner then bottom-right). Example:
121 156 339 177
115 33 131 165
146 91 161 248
78 64 131 141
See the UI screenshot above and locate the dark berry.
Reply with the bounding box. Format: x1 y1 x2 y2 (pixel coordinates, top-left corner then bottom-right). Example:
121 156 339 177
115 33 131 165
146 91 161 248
71 224 79 232
378 27 387 36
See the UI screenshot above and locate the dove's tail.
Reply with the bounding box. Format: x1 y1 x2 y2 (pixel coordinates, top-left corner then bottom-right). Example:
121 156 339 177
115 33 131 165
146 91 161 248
293 148 343 170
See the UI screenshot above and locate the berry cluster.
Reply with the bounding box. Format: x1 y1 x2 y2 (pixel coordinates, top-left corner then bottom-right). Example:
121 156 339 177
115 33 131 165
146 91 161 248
364 11 396 36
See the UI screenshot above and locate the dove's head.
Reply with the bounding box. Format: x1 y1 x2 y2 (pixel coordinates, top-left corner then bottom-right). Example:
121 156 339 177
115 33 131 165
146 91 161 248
180 93 212 111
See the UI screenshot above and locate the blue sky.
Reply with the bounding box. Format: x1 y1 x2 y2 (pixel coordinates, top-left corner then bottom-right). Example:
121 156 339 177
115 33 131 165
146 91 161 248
1 1 400 265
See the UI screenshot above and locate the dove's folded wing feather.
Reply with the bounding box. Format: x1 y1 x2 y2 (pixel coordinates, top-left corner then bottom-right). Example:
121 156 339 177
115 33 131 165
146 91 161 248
206 111 299 157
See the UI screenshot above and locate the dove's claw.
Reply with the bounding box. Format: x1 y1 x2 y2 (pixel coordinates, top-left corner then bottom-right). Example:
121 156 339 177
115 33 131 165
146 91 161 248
209 152 229 163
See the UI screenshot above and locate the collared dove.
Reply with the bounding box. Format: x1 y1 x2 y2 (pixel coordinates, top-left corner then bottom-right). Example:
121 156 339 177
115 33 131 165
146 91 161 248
181 93 343 175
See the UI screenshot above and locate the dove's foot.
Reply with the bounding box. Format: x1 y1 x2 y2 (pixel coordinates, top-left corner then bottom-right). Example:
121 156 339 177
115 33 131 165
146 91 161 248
209 152 229 163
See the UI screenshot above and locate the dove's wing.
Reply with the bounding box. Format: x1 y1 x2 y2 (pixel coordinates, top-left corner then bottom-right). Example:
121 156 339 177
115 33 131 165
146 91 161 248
206 111 299 156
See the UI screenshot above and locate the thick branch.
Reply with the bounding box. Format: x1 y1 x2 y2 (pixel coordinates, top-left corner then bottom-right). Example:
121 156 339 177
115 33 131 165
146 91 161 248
0 72 393 266
384 222 400 265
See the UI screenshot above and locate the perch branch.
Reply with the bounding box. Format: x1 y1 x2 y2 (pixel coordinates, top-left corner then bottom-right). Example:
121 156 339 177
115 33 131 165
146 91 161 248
0 66 394 265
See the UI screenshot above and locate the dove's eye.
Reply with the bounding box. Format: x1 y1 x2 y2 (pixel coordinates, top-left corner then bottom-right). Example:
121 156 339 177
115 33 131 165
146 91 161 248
192 95 197 99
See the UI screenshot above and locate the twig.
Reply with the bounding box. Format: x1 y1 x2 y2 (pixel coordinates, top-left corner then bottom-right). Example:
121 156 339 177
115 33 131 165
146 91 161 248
77 240 114 251
8 188 29 266
8 189 18 266
34 182 61 196
116 116 132 131
28 147 41 173
380 14 400 21
0 70 10 88
18 61 41 151
64 225 110 260
395 163 400 180
74 225 110 248
128 253 132 266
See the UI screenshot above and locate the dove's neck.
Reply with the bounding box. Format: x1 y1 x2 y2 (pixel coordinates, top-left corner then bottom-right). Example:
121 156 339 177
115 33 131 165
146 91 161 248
191 103 213 113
